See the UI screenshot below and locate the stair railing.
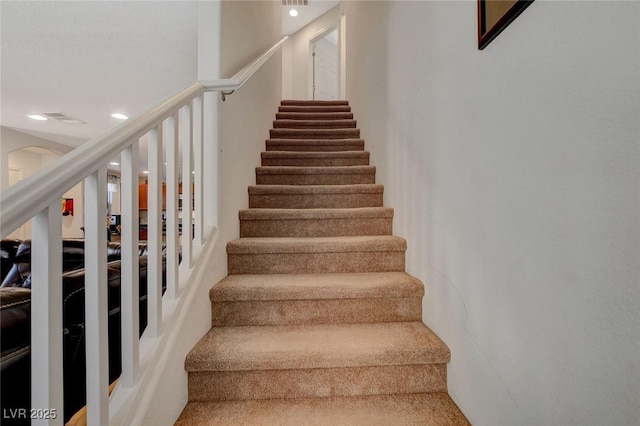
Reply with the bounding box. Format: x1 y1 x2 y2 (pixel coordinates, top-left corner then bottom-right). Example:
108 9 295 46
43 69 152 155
0 35 287 425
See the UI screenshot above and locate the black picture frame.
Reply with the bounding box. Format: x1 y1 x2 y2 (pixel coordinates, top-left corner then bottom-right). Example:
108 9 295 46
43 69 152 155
478 0 534 50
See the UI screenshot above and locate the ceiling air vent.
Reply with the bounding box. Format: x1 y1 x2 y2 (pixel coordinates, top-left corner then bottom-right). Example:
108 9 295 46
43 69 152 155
42 112 86 125
282 0 308 5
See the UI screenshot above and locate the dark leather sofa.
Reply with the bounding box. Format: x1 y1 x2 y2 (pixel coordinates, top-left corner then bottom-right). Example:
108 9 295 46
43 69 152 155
0 239 22 284
0 239 166 424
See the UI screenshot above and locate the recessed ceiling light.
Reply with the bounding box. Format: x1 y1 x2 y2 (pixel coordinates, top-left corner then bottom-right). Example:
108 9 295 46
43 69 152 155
28 114 48 121
111 113 128 120
142 170 149 174
110 162 120 166
289 9 298 17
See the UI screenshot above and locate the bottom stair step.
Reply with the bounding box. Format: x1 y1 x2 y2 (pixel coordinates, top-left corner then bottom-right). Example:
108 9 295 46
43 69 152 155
176 392 470 425
185 322 450 400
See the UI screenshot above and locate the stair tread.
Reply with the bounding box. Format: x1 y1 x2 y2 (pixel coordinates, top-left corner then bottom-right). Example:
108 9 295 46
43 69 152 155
279 106 352 112
176 393 469 426
262 151 369 159
227 235 406 254
185 321 450 372
210 272 423 301
281 100 349 106
272 128 358 134
276 112 354 120
248 184 383 195
273 119 356 128
239 207 393 220
270 128 360 139
266 139 365 152
256 165 375 175
267 138 364 144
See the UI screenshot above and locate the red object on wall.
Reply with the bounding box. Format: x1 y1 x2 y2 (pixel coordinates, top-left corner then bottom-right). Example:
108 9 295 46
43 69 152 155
62 198 74 216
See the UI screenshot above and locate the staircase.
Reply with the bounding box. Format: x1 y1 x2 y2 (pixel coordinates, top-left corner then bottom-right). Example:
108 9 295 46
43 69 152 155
176 100 469 425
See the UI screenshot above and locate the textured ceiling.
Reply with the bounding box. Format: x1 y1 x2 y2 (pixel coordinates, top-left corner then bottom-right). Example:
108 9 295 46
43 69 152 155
1 1 198 148
1 0 337 172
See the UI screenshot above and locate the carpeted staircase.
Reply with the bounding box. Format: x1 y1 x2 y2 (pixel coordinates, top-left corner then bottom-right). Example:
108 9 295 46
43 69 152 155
176 100 469 425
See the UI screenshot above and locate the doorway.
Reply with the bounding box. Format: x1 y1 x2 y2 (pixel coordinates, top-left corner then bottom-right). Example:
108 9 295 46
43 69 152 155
311 28 338 100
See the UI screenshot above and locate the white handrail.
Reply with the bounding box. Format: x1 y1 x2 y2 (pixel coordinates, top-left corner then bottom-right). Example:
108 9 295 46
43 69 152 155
201 36 289 99
0 35 288 239
0 34 287 425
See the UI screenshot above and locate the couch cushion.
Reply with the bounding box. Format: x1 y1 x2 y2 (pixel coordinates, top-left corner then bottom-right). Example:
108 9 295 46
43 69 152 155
0 287 31 366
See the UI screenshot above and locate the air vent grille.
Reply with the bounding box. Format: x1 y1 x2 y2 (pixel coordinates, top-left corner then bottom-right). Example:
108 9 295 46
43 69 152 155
42 112 86 125
282 0 308 5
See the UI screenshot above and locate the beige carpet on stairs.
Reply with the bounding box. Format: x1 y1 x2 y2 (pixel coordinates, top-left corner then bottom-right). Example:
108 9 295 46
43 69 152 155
176 100 470 425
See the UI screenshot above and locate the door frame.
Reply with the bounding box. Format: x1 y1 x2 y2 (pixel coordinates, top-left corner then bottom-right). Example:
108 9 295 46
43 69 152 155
308 23 342 100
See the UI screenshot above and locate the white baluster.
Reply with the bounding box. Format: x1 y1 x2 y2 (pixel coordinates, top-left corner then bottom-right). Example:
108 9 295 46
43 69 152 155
193 95 204 245
203 92 219 230
165 114 180 298
84 167 108 425
147 126 163 336
31 203 63 426
120 143 140 387
181 104 193 269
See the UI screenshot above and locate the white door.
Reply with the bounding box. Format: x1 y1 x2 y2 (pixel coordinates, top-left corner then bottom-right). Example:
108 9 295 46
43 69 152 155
312 29 338 100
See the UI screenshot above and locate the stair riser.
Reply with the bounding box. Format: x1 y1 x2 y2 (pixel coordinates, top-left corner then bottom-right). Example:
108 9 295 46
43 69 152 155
240 217 392 237
270 129 360 139
249 193 384 209
276 112 354 120
178 393 470 425
211 297 422 327
278 106 352 113
228 251 405 274
256 173 375 186
266 141 364 152
261 157 369 167
188 364 447 401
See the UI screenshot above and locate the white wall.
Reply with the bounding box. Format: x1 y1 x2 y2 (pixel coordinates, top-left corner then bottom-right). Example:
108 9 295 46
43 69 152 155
343 1 640 425
282 6 340 99
218 0 283 241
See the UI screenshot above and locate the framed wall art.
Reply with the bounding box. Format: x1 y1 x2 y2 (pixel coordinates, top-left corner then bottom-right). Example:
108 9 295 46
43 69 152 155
478 0 534 50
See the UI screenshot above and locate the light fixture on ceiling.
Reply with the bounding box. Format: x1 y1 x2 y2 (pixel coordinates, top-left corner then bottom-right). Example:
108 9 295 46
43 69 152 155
142 170 149 174
289 9 298 17
28 114 48 121
110 162 120 166
111 113 128 120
